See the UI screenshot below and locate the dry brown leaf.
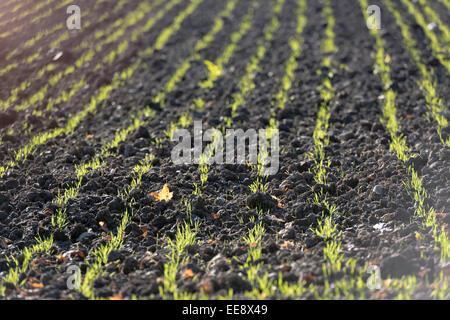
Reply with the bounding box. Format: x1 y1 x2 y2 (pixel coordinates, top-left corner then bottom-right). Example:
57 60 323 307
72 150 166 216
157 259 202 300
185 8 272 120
211 213 219 220
29 281 44 289
271 195 283 208
375 290 388 298
86 134 94 139
55 254 67 262
183 268 194 279
149 184 173 202
280 240 294 249
109 292 123 300
201 281 213 294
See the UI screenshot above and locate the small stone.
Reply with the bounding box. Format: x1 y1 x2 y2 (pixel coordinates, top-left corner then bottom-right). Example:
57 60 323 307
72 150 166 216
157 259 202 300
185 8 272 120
108 250 123 263
107 198 124 212
70 223 87 241
151 215 168 228
5 179 19 190
124 145 137 157
372 185 385 195
427 22 438 31
77 231 95 242
122 257 138 274
246 193 277 209
53 229 68 241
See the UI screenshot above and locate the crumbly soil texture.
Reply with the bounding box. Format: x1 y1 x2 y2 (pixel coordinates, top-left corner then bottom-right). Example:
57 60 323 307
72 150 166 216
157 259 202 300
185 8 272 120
0 0 449 300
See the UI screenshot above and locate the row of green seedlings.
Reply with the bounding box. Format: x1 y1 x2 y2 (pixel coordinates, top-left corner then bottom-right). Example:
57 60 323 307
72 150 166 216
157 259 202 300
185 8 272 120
306 0 354 287
0 0 68 39
359 0 449 298
152 0 240 106
398 0 450 74
0 0 32 20
217 0 311 299
0 236 53 295
194 0 286 288
0 0 169 112
1 0 155 109
308 0 448 299
52 0 237 298
0 0 54 31
159 0 258 128
305 0 409 299
161 0 299 299
305 0 439 299
0 0 117 77
0 0 228 286
173 0 285 205
163 0 261 197
252 0 308 199
439 0 450 10
415 0 450 51
147 1 267 299
0 0 202 178
78 153 155 299
225 0 286 125
0 106 156 293
0 0 131 140
385 1 449 147
197 0 284 194
360 0 449 262
154 0 251 198
158 216 201 299
3 0 73 61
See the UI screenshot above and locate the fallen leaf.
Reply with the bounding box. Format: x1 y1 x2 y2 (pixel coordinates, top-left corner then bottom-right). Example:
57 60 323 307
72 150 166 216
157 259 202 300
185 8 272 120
384 54 391 64
149 184 173 202
86 134 94 139
77 250 85 259
156 277 164 284
271 195 283 208
375 290 388 298
183 268 194 279
201 281 213 294
418 268 430 278
99 221 105 227
211 213 219 220
280 240 294 249
269 215 285 223
384 279 393 287
29 280 44 289
279 263 291 272
55 254 67 262
44 208 53 215
109 292 123 300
